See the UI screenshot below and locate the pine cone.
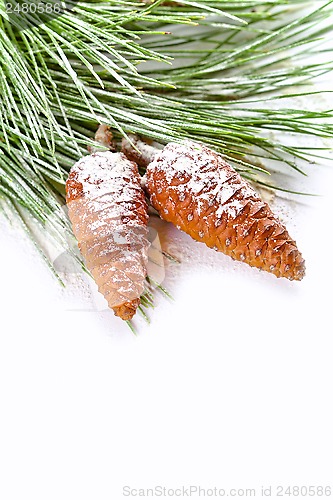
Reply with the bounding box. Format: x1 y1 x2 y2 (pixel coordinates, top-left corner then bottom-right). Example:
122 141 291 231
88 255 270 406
146 141 305 281
66 151 149 320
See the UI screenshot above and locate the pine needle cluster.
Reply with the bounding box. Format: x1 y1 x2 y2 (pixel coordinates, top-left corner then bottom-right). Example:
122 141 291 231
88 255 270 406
0 1 332 320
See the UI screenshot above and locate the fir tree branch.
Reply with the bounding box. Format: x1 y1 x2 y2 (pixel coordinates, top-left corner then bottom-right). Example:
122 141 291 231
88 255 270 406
0 0 332 304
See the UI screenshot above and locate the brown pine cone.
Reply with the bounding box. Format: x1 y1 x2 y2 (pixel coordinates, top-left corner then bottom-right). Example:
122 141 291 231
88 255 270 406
146 141 305 281
66 151 149 320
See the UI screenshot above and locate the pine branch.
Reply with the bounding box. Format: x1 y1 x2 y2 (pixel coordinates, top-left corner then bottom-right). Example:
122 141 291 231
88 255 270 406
0 0 333 310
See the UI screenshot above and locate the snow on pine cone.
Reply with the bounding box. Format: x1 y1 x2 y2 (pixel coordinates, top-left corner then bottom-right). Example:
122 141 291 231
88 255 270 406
66 151 149 320
146 141 305 281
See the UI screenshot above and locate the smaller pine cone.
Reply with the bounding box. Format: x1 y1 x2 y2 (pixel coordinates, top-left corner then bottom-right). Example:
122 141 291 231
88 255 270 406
146 141 305 281
87 124 116 153
122 134 160 169
66 151 149 320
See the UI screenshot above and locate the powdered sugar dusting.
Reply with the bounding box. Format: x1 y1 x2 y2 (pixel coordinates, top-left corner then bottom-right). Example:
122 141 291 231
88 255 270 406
70 151 142 202
147 141 259 219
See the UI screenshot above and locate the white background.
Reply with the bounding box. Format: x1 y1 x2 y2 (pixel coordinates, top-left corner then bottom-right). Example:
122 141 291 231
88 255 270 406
0 89 333 500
